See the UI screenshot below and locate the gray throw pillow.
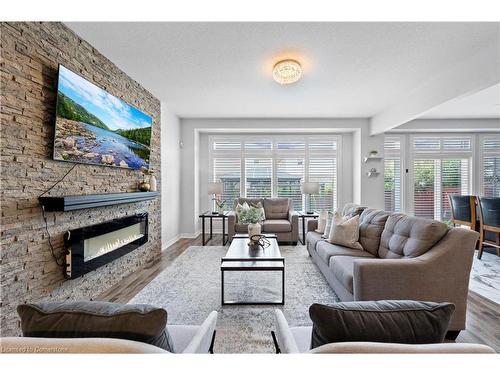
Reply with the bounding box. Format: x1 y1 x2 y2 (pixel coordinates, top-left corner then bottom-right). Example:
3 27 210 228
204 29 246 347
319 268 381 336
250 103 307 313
17 301 175 352
309 300 455 349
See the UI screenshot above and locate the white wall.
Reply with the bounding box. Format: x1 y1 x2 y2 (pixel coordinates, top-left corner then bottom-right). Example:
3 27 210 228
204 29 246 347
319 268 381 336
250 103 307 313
179 118 385 235
391 118 500 132
160 102 182 249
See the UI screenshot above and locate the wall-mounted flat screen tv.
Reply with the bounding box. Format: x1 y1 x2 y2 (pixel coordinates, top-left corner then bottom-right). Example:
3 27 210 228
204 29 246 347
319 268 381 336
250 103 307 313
53 65 152 170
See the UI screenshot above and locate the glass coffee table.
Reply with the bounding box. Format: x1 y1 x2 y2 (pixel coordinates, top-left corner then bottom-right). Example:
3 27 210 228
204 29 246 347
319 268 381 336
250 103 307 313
221 234 285 305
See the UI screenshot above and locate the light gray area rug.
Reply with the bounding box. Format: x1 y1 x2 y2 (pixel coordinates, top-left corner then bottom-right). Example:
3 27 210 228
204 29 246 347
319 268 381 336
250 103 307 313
129 245 339 353
470 251 500 305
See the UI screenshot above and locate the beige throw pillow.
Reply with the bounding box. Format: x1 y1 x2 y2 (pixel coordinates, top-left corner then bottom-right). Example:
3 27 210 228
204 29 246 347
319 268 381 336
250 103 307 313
327 212 363 250
321 211 334 239
315 209 328 234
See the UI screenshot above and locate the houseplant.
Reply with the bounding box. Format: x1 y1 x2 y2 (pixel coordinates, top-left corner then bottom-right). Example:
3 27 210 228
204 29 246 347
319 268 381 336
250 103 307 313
215 198 226 215
239 206 264 236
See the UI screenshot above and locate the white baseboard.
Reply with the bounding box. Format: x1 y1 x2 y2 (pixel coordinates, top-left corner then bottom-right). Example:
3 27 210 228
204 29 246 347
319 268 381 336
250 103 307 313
178 230 201 239
162 231 202 252
161 234 182 252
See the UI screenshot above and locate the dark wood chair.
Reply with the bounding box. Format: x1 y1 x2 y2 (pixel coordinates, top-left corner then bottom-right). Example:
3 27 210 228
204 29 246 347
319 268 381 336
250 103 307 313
477 197 500 260
448 195 477 230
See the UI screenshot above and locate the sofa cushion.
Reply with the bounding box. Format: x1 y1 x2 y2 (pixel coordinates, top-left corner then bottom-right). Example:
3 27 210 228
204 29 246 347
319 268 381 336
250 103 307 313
378 213 449 259
235 222 249 232
262 219 291 233
306 231 326 250
359 208 391 256
17 301 174 352
316 241 374 266
329 256 359 293
342 203 367 218
234 197 264 209
309 300 456 349
264 198 290 219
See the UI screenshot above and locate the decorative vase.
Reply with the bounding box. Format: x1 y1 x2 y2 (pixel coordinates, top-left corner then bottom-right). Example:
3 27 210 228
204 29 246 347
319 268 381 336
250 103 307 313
149 175 157 192
138 181 150 192
247 222 262 237
218 206 224 215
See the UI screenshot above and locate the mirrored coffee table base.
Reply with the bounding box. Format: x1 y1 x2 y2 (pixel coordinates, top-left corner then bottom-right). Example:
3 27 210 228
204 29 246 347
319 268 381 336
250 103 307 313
221 234 285 305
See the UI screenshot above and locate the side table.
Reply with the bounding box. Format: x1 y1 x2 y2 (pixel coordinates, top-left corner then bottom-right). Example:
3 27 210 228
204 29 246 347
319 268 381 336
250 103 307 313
298 211 319 245
199 211 229 246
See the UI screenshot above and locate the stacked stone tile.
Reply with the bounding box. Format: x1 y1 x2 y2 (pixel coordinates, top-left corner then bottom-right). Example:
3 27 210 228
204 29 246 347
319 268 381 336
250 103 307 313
0 22 161 335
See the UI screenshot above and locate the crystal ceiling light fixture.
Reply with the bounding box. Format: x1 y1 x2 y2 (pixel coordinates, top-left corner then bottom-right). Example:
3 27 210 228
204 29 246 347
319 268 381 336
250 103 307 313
272 59 302 84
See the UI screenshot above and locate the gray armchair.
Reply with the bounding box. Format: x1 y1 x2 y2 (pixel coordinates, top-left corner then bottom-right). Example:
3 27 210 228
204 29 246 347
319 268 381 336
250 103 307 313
228 198 298 244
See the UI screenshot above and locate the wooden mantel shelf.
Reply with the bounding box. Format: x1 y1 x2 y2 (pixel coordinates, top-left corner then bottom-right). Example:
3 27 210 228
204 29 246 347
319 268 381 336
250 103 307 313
38 191 159 212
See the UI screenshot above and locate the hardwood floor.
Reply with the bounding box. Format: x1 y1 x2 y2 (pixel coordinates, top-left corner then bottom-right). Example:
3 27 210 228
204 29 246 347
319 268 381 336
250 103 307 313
97 234 500 352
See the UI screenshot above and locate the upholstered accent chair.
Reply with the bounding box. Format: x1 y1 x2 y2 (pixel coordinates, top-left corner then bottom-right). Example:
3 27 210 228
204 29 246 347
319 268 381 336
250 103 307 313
273 310 495 354
448 195 477 230
227 197 299 244
1 311 218 354
477 197 500 259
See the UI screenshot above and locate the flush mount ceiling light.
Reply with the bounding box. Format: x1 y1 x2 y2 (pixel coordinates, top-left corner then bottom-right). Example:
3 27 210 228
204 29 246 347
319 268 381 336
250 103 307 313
272 59 302 84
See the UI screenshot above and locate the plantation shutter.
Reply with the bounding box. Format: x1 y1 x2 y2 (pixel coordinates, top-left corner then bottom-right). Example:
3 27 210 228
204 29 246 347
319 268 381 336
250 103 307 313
411 136 472 222
211 136 339 210
384 137 402 212
213 158 241 206
440 159 469 221
276 158 304 211
384 159 402 212
413 159 437 219
483 138 500 197
413 158 470 221
245 158 273 198
308 158 337 211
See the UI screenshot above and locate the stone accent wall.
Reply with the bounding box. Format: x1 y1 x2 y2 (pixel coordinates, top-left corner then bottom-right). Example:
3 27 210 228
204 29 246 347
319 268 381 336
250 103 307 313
0 22 162 335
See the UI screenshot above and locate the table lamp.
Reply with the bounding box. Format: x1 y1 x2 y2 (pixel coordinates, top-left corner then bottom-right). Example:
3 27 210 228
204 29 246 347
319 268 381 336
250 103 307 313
301 181 319 214
208 182 223 214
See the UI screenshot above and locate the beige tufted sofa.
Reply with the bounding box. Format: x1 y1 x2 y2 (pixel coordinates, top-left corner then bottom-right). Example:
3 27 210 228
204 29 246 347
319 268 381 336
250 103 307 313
306 205 479 336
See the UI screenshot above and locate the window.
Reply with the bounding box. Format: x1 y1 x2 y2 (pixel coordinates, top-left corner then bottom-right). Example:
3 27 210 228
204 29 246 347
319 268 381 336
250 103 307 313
308 158 336 211
210 136 339 211
410 136 472 222
213 158 241 204
384 137 402 212
245 158 272 198
276 158 304 211
413 158 470 221
482 137 500 197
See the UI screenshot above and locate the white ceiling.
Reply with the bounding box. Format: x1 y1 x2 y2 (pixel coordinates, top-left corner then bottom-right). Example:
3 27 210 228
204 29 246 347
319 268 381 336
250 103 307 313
420 83 500 119
66 22 499 119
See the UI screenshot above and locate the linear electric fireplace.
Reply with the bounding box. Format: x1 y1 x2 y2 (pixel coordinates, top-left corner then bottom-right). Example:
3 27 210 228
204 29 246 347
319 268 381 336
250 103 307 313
64 213 148 279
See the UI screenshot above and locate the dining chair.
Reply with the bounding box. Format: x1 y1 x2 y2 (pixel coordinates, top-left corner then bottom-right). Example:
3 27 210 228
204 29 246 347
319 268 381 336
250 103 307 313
477 197 500 260
448 195 477 230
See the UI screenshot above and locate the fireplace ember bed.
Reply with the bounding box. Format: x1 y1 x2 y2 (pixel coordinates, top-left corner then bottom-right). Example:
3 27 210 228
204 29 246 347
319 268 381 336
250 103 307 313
64 213 148 279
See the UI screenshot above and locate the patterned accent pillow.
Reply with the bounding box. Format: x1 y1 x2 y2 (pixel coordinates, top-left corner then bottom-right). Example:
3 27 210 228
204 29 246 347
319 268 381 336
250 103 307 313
250 201 266 221
235 202 250 222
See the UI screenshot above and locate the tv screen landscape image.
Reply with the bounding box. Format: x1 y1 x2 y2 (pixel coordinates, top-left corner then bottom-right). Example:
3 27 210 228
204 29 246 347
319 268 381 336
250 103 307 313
53 65 152 170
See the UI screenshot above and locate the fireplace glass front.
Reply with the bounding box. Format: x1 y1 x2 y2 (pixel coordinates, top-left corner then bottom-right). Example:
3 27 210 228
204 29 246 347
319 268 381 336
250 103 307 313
64 213 148 279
